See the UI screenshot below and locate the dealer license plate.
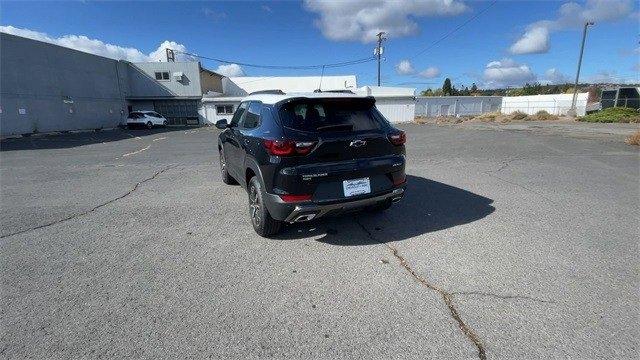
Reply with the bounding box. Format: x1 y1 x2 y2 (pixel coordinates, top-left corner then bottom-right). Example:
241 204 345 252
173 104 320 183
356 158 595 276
343 177 371 197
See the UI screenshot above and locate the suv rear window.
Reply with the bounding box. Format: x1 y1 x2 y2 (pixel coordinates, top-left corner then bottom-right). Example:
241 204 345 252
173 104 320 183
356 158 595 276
279 99 384 132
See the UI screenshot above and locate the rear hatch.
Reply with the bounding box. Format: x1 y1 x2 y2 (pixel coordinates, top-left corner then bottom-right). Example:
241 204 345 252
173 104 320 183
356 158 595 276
273 97 405 202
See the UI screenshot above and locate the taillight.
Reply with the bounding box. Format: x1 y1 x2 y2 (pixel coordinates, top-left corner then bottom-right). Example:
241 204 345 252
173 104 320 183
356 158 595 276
393 173 406 186
263 139 316 156
279 194 312 202
388 131 406 146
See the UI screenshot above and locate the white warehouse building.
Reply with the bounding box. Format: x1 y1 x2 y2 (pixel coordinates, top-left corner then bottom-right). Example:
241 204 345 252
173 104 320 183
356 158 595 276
201 77 417 124
358 86 416 123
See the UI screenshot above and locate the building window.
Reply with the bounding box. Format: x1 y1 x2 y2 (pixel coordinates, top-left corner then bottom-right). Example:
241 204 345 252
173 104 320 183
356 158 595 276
216 105 234 115
155 72 170 81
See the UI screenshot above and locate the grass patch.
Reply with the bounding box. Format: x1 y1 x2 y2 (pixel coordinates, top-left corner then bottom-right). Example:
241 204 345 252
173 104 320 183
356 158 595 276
510 111 530 121
414 116 430 124
579 107 640 123
533 110 559 121
625 130 640 146
474 112 499 122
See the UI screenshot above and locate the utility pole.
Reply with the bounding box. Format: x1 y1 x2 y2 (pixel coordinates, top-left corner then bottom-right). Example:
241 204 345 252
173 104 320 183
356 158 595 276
375 32 386 86
569 22 594 116
166 48 175 62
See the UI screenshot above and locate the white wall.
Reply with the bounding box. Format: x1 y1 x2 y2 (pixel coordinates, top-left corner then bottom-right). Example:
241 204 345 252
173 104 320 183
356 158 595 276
501 93 589 116
415 96 502 117
228 75 357 94
376 98 416 123
355 86 416 123
200 100 241 124
358 86 416 97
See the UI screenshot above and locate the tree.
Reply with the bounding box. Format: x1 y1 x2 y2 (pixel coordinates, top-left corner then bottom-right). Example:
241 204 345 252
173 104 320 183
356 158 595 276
420 88 434 97
470 83 478 93
442 78 452 96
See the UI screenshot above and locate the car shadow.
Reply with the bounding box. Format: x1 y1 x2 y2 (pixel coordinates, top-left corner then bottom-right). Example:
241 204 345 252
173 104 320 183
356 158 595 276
0 126 203 151
273 175 495 245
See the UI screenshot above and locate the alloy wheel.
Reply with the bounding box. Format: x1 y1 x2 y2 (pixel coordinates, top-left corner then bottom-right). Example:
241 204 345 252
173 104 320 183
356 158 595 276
219 151 226 175
249 185 261 227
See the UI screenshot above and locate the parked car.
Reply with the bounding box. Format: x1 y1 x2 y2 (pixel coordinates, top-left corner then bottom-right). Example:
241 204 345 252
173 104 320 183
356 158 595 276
127 111 168 129
216 92 406 237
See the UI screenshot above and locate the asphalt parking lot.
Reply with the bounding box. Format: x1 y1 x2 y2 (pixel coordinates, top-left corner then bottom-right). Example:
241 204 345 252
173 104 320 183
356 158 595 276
1 123 638 359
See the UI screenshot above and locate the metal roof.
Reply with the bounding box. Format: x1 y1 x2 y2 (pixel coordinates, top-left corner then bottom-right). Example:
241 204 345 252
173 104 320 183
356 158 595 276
228 75 357 94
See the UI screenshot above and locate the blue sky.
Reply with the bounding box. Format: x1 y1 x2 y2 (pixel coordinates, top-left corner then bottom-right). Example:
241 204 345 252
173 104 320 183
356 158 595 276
1 0 638 89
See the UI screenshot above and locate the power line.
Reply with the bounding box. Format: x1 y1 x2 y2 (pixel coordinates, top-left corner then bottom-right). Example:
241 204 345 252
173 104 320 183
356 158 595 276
169 49 376 70
410 0 497 59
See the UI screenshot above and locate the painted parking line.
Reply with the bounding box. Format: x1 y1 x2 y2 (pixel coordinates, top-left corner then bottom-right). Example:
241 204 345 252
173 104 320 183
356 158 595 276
121 145 150 158
152 137 167 142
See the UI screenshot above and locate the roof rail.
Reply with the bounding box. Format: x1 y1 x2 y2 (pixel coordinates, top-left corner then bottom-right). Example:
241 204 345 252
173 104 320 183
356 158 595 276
249 89 286 95
315 89 355 94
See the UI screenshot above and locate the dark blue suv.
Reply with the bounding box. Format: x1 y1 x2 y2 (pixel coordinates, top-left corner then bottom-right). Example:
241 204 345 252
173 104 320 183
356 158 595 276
216 92 406 237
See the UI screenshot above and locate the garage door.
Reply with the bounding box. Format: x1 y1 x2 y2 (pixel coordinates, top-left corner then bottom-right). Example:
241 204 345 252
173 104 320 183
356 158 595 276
153 100 200 125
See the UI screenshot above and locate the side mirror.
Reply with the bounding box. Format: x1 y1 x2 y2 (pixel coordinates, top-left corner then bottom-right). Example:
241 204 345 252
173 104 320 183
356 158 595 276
215 119 229 129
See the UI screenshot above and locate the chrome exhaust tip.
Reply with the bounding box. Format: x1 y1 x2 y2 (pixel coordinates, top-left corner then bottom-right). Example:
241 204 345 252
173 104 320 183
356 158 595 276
391 196 402 203
293 214 316 222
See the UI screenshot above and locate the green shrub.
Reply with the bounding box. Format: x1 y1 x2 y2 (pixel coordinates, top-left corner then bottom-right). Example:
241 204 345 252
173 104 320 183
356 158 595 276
579 107 640 123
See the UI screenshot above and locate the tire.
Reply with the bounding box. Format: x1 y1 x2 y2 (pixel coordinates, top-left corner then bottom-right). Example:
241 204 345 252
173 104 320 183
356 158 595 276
163 120 168 126
248 176 282 237
146 121 153 129
367 198 393 212
219 148 236 185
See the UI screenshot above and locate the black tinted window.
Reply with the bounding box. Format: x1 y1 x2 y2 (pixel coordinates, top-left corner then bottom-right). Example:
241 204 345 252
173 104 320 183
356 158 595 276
279 99 383 132
242 102 261 129
230 102 248 126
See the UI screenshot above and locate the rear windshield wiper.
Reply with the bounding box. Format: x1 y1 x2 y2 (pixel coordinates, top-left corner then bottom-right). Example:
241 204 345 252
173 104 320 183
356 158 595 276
315 124 353 132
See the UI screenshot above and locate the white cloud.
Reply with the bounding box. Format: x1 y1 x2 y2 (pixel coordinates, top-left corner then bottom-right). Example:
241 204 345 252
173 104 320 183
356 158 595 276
419 66 441 78
509 26 549 55
541 68 569 85
0 25 193 62
261 5 273 13
395 60 415 75
483 58 536 88
303 0 467 43
510 0 633 54
215 63 245 77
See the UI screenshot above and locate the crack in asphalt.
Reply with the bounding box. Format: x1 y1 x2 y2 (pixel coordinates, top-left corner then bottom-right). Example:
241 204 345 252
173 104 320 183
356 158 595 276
451 291 555 304
0 165 176 240
355 220 487 360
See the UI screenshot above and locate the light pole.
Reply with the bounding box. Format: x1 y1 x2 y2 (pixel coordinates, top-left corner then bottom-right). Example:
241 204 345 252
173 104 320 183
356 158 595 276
569 21 594 116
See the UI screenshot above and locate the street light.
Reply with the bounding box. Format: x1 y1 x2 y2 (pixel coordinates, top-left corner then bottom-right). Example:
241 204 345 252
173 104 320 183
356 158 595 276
569 21 594 117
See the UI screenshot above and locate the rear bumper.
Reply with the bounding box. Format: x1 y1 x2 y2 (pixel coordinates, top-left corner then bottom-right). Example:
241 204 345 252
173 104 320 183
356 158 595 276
263 186 405 223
